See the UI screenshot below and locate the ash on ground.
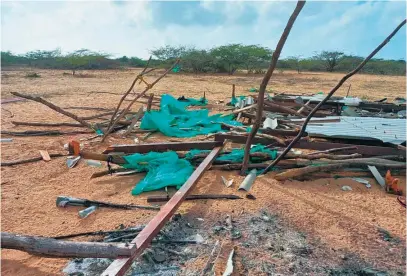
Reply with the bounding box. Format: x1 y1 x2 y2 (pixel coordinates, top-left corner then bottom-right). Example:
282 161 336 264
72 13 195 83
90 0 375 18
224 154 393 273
207 210 402 275
63 214 206 276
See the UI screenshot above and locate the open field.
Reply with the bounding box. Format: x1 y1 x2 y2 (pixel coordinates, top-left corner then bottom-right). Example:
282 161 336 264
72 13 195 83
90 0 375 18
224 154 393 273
1 69 406 275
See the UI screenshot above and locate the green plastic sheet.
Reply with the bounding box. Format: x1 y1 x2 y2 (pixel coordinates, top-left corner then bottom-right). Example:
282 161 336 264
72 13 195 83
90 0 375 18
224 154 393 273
141 94 241 137
122 151 194 195
122 144 277 196
185 144 277 163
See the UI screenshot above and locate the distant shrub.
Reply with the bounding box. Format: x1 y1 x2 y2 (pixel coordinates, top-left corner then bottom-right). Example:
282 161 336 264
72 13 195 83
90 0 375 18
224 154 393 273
25 72 41 78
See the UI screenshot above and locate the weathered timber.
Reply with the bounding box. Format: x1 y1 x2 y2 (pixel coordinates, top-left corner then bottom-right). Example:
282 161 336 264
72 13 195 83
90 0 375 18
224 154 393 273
1 232 131 258
1 153 66 166
12 121 84 128
103 141 223 154
10 92 93 129
147 194 242 203
1 130 93 136
214 134 406 157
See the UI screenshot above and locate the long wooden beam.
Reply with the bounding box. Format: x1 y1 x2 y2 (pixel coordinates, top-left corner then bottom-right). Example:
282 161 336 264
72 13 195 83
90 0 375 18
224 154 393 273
214 134 406 157
1 232 131 259
103 141 223 154
102 144 224 276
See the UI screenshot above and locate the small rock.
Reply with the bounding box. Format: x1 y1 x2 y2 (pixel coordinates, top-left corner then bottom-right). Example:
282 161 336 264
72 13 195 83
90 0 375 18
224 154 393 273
341 185 352 191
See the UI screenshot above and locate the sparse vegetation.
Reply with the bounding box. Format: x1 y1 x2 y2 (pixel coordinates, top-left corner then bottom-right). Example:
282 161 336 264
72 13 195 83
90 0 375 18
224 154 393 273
1 45 405 76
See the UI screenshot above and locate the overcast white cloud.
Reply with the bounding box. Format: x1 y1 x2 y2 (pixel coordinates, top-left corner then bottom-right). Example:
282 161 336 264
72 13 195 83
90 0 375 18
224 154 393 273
1 1 406 60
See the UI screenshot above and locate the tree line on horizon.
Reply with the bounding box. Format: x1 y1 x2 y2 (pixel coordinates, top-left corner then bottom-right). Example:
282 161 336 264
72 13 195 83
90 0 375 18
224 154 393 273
1 44 405 76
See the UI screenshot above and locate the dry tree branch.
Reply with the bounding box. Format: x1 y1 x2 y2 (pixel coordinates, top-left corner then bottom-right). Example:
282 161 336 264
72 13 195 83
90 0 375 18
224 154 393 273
101 59 180 141
105 56 153 132
10 92 93 129
263 19 407 174
240 0 306 175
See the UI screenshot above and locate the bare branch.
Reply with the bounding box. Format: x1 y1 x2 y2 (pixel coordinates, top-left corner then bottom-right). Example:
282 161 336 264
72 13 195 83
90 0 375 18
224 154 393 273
240 0 306 174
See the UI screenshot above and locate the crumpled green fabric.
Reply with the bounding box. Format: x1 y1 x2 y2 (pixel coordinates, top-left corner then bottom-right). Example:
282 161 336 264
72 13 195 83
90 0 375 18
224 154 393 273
185 144 277 163
141 94 241 137
122 144 277 196
122 151 194 195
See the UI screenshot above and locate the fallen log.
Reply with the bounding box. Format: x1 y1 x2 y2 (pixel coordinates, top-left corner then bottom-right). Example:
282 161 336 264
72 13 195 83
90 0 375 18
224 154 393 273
10 92 93 129
308 146 358 155
52 225 146 240
1 232 131 258
12 121 84 128
275 164 347 180
1 153 66 166
284 152 362 160
64 106 114 111
275 158 407 180
1 130 93 136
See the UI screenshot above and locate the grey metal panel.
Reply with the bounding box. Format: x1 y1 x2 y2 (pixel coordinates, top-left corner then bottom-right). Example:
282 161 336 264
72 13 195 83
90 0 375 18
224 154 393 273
301 116 406 145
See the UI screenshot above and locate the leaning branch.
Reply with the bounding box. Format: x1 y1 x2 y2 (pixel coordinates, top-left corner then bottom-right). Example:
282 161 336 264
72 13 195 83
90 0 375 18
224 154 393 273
102 59 180 141
240 0 306 175
10 92 93 129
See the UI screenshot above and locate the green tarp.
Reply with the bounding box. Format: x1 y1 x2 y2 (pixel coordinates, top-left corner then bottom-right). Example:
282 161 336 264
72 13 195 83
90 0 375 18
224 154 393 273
123 145 277 195
141 94 241 137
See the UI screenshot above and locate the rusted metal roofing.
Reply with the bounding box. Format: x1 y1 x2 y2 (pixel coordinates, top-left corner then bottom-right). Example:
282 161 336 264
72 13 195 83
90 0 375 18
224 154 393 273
297 116 406 145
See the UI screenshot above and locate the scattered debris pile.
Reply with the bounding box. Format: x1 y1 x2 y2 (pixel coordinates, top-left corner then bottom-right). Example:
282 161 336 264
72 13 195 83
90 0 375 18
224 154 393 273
1 9 406 276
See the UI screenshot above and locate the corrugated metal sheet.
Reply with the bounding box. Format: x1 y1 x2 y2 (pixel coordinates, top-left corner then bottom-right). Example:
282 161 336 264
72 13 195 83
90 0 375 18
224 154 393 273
295 116 406 145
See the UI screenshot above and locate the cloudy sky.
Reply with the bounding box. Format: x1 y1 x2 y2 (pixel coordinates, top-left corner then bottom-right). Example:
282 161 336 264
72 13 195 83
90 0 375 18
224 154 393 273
1 1 406 60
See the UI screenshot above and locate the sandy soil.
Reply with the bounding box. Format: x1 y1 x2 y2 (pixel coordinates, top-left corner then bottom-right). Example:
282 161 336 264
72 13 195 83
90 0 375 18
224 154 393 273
1 69 406 275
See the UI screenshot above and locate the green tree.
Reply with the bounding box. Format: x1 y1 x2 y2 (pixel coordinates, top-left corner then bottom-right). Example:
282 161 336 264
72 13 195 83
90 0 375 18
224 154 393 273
239 45 272 73
181 49 214 74
64 49 110 75
128 57 146 67
315 51 344 72
285 55 302 73
210 44 244 75
150 45 187 61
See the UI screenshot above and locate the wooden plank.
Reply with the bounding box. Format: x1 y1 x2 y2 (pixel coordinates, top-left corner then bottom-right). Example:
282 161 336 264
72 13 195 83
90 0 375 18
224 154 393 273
39 150 51 161
102 145 224 276
124 107 144 136
103 141 223 154
214 133 406 157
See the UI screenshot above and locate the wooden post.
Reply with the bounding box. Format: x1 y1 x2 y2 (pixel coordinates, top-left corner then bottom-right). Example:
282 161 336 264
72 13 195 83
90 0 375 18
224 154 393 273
346 83 351 97
147 93 154 112
232 84 235 99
